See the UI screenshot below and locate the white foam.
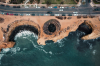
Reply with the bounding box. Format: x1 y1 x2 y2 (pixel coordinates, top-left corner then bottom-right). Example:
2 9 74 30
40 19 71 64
0 48 11 65
23 37 27 38
10 47 20 54
26 38 54 55
23 48 27 51
16 47 20 51
0 47 20 65
56 39 65 47
77 32 85 37
87 42 93 49
54 52 63 55
49 51 52 54
27 38 38 48
2 48 10 53
92 50 96 55
56 39 62 43
42 49 48 54
15 31 63 55
3 37 4 39
0 54 4 64
77 39 80 44
89 44 93 49
14 30 38 40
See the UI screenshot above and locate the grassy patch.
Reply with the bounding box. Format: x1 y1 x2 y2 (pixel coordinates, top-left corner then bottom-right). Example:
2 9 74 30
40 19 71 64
93 0 100 4
42 0 77 4
10 0 24 4
30 0 34 4
27 5 29 7
31 5 33 7
22 5 24 7
64 0 77 4
42 2 45 4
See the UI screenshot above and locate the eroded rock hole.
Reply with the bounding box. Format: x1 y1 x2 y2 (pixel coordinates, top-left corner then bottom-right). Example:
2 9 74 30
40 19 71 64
43 19 61 35
48 24 56 32
77 22 92 35
9 25 38 42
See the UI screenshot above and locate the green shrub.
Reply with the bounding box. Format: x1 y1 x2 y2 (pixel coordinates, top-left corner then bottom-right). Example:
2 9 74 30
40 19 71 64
22 5 24 7
42 2 45 4
31 5 33 7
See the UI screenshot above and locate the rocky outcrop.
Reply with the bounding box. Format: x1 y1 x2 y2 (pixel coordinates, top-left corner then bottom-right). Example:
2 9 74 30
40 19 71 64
0 15 100 50
1 27 7 33
0 40 15 51
0 17 4 23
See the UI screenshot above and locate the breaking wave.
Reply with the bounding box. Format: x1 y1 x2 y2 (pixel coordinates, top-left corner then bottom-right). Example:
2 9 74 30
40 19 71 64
56 38 65 47
0 28 99 66
14 30 38 40
27 38 63 55
14 30 55 55
92 50 96 55
0 30 39 65
0 48 11 64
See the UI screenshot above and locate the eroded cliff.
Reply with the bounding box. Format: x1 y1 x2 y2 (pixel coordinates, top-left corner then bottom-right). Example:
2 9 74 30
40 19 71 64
0 14 100 51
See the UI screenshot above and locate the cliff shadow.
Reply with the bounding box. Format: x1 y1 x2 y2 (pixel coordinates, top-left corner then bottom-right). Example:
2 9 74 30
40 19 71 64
9 25 39 42
4 20 40 43
77 20 93 39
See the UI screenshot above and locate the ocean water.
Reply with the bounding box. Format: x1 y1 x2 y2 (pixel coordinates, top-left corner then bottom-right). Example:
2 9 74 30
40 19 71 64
0 30 100 66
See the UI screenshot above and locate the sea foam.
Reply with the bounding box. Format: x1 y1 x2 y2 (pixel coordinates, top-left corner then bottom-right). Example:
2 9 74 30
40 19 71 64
92 50 96 55
0 48 11 65
14 30 38 40
56 38 65 47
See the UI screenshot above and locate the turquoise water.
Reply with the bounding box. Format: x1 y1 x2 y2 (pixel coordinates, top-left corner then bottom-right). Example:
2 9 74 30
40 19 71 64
0 30 100 66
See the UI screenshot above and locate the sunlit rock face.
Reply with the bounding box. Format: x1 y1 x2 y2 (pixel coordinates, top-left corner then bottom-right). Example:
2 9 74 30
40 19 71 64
0 40 15 51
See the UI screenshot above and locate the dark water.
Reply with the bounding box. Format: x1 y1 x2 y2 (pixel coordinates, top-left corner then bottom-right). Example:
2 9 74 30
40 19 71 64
0 30 100 66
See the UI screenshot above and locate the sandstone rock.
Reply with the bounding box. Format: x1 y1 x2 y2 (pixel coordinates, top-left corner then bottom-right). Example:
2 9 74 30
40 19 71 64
0 40 15 51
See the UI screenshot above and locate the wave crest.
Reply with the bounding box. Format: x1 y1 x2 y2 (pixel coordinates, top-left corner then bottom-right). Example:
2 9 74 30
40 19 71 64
14 30 38 40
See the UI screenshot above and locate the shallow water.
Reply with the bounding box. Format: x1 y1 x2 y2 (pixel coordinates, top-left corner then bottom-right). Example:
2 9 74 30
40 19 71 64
0 30 100 66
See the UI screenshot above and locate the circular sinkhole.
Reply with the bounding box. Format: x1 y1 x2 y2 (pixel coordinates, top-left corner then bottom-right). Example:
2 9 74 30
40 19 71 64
43 19 61 35
48 24 56 32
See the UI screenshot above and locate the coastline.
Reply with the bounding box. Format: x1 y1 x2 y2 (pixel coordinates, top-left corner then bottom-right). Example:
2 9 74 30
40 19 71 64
0 14 100 50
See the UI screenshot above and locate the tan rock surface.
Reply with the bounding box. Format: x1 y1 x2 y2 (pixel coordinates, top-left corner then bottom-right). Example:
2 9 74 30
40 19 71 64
0 14 100 51
0 40 15 51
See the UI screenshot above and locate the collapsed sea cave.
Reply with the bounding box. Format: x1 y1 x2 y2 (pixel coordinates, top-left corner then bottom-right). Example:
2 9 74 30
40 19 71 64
77 22 93 38
9 25 38 42
67 21 94 52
